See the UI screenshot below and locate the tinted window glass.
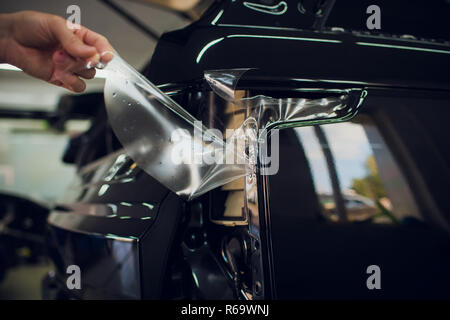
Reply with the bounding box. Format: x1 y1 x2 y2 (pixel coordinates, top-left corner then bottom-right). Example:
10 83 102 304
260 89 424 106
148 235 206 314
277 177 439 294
266 94 450 299
295 117 421 224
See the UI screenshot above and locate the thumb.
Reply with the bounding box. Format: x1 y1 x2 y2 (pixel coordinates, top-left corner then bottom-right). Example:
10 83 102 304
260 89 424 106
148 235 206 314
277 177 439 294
51 16 96 59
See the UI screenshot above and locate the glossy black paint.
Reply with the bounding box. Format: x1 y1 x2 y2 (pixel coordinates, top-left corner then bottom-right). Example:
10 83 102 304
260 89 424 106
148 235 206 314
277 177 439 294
0 193 49 284
47 151 183 299
147 1 450 92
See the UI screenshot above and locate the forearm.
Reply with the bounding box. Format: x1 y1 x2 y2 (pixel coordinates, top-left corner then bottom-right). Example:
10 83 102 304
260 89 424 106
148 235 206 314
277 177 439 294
0 13 15 63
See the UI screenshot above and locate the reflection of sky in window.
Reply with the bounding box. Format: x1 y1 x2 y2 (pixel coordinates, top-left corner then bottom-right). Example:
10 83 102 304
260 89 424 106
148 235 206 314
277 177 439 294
295 122 373 194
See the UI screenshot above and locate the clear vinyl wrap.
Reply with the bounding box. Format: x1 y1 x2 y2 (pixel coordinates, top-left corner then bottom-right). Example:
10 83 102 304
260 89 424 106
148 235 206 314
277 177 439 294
102 54 366 200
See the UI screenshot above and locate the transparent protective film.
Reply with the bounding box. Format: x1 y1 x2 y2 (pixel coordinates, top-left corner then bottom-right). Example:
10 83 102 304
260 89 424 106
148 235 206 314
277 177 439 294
204 69 367 176
102 56 366 201
204 69 367 132
102 55 250 200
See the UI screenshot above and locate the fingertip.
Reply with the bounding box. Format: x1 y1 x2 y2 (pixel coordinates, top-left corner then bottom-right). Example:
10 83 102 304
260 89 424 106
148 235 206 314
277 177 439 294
53 70 86 93
86 53 101 69
68 75 86 93
100 50 114 63
67 78 86 93
73 80 87 93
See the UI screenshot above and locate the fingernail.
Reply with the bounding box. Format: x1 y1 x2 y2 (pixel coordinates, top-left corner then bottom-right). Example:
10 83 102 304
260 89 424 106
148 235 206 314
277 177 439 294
86 61 95 69
86 53 101 69
94 51 114 69
101 51 114 61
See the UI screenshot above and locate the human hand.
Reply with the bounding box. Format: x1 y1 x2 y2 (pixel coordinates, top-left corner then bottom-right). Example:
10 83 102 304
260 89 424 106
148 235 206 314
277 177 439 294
0 11 114 92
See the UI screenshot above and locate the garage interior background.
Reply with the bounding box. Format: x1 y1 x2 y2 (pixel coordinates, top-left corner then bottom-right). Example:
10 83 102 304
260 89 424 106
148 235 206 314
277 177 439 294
0 0 189 299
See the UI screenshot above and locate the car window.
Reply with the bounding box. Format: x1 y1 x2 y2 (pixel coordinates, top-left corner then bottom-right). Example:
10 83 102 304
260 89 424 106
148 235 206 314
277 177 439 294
295 116 421 224
265 93 450 299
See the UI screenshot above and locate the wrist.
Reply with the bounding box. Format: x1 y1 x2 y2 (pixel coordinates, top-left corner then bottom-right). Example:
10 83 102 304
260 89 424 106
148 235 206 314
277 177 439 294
0 13 15 63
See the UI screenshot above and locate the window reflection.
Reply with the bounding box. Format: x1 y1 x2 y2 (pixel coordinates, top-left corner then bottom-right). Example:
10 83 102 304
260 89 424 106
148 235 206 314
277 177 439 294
294 115 421 224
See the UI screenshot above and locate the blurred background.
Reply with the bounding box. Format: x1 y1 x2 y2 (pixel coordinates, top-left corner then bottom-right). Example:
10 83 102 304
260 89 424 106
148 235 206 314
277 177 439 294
0 0 200 299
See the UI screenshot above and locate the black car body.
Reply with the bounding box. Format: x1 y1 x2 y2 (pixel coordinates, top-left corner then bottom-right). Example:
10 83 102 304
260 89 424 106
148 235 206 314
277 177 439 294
45 0 450 299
